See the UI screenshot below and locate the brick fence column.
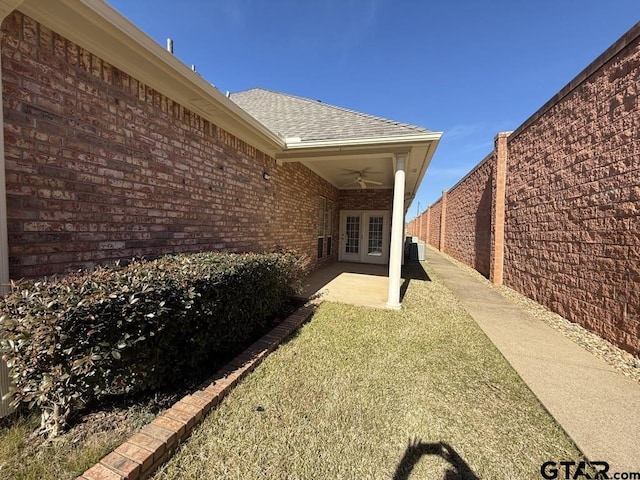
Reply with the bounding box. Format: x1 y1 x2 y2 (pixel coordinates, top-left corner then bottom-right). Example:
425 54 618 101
439 190 447 252
490 132 510 284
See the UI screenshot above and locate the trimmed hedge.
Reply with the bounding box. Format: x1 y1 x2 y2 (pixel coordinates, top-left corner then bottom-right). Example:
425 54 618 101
0 251 306 437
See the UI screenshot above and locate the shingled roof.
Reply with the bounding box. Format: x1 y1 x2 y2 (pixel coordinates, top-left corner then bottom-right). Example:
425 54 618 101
229 88 433 143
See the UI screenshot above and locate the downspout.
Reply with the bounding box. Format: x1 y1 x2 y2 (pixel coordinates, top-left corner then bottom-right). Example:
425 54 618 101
0 0 26 418
0 51 9 297
0 1 23 297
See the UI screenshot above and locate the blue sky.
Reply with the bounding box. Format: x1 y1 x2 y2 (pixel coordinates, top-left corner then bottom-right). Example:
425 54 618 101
106 0 638 220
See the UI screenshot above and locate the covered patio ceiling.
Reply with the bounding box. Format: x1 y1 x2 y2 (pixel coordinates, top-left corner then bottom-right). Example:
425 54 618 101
275 137 439 209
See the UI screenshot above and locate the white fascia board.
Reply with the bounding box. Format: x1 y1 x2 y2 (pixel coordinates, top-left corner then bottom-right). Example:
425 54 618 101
284 131 443 150
408 134 442 202
18 0 285 155
402 134 443 214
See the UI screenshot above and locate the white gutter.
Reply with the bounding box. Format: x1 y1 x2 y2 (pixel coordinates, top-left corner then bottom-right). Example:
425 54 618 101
284 132 443 149
0 63 8 296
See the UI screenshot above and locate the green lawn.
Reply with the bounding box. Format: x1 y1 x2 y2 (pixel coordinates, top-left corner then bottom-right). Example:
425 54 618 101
153 262 586 479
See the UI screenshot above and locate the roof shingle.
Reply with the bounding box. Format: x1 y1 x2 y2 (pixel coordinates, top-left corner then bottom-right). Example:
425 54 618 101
229 88 432 143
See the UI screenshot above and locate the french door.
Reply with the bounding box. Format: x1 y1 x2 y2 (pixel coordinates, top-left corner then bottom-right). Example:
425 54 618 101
338 210 389 264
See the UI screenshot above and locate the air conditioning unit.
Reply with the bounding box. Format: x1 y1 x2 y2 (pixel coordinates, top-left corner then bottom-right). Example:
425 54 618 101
409 242 426 261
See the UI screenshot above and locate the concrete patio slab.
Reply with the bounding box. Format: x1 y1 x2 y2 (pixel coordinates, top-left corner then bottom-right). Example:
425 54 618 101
299 262 391 309
425 246 640 472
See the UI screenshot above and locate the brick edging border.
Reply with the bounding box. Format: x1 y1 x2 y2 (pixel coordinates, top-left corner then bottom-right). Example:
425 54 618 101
77 305 315 480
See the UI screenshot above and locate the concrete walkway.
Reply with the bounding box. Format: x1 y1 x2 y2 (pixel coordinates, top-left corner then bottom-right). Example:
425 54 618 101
425 247 640 472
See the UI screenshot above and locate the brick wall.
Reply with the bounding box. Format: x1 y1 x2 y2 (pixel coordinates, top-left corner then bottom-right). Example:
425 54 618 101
338 188 392 212
503 27 640 354
1 11 339 278
427 200 442 249
421 209 429 243
443 154 494 278
408 22 640 356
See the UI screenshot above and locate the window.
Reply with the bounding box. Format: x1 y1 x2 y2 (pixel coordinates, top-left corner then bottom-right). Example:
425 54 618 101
318 197 326 258
318 197 334 259
345 215 360 253
326 200 333 256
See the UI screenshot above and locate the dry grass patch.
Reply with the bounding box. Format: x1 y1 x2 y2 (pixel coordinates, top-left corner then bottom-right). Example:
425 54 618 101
153 263 586 480
0 405 156 480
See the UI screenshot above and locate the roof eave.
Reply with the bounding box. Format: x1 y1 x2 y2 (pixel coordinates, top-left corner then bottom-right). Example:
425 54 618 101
16 0 286 156
405 134 442 213
284 132 443 150
275 132 444 213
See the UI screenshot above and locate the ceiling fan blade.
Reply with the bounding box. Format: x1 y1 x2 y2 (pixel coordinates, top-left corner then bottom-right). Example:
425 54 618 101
360 168 384 175
340 179 357 187
358 179 367 189
364 179 383 185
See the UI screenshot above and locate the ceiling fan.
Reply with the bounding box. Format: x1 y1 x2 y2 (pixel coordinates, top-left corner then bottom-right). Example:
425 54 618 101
341 172 383 189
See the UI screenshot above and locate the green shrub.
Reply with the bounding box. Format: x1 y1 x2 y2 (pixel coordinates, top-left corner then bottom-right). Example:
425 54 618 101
0 251 307 437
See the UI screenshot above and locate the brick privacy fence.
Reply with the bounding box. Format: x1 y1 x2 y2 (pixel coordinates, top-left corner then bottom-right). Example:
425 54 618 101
427 199 442 249
2 11 341 279
408 22 640 356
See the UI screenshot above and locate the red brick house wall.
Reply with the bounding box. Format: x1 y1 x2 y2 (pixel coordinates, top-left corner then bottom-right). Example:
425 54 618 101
1 12 339 278
338 189 392 212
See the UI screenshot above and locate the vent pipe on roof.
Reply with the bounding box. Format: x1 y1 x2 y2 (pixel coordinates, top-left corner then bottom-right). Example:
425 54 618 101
226 91 230 98
191 64 196 72
166 38 173 54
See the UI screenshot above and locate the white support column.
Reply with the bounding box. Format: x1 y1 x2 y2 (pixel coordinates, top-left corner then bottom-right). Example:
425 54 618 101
386 154 406 309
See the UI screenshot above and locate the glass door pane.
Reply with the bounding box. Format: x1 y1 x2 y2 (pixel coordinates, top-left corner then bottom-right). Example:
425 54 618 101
367 215 384 256
345 215 360 254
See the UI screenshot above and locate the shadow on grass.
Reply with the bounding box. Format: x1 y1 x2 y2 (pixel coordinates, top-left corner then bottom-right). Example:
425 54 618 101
393 439 479 480
400 260 431 301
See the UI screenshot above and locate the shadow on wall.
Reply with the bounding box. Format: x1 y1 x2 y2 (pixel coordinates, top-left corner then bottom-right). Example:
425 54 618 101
474 174 492 279
400 260 431 301
393 438 480 480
